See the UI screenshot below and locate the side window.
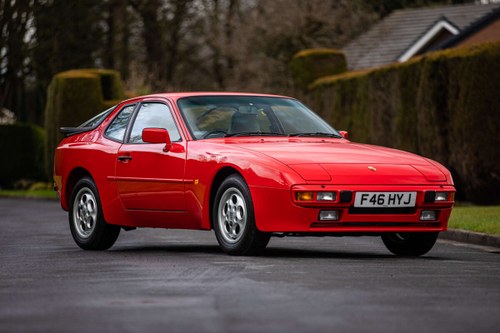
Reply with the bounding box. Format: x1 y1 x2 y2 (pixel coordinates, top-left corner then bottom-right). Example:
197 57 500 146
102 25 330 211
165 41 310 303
128 103 181 144
104 104 135 142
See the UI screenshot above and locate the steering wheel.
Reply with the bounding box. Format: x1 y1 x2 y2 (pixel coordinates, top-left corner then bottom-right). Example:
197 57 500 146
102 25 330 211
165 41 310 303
202 130 227 139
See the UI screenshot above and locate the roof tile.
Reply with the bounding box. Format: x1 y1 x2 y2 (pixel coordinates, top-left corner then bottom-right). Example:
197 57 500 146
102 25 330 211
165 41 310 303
343 3 500 70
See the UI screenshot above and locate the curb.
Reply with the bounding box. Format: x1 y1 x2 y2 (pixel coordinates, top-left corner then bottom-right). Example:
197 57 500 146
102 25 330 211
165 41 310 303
439 229 500 248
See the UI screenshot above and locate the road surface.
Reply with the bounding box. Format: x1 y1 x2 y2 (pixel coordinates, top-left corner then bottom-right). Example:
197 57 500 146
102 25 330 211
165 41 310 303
0 198 499 333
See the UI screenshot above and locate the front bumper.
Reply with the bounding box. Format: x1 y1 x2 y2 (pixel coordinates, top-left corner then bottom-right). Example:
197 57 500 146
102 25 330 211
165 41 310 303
250 184 455 234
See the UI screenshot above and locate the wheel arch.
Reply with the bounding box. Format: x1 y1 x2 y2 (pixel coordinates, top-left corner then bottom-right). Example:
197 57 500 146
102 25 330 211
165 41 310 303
209 166 243 229
64 167 94 209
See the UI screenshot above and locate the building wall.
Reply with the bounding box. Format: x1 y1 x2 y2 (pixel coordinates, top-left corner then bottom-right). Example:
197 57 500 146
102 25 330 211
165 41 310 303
457 18 500 47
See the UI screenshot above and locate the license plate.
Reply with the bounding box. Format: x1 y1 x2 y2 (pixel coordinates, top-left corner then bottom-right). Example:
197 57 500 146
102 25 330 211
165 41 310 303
354 192 416 208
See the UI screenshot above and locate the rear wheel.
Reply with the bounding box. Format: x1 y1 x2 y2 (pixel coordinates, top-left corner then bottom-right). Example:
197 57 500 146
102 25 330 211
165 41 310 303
381 232 439 256
69 177 120 250
213 174 270 255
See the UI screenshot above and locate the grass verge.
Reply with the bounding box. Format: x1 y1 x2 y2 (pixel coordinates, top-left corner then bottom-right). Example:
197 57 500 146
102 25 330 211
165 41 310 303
448 205 500 235
0 189 58 200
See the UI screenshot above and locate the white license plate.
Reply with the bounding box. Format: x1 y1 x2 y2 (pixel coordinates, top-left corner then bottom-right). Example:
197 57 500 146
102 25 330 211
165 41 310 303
354 192 416 208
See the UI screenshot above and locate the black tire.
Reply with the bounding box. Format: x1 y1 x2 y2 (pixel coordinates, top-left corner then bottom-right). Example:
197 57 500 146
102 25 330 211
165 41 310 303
381 232 439 256
213 174 270 255
69 177 120 250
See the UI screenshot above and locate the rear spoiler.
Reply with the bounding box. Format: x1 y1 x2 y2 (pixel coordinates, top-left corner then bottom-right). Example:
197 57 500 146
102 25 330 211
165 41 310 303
60 127 92 137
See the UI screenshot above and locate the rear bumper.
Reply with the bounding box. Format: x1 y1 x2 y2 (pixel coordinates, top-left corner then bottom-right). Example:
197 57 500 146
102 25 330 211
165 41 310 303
250 184 454 233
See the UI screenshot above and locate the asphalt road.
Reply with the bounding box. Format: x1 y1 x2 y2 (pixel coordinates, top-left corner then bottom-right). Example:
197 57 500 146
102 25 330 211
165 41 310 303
1 198 499 333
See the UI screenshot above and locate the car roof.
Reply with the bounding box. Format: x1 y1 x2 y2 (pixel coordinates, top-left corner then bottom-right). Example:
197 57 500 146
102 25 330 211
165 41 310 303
121 92 294 104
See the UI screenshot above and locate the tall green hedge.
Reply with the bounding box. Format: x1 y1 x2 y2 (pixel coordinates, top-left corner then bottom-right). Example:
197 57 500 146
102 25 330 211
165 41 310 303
0 123 46 186
290 48 347 90
44 69 125 178
311 42 500 204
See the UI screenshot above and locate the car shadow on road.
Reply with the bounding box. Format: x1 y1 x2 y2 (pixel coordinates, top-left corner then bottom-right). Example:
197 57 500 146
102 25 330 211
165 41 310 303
108 244 446 261
262 247 446 260
110 244 222 254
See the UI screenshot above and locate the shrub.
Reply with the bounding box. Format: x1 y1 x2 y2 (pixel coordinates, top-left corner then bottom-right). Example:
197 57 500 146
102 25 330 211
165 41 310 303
0 123 46 186
290 48 347 90
44 69 125 178
310 42 500 204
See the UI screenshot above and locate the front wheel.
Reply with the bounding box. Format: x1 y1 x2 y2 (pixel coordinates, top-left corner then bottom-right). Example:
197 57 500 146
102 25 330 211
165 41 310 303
69 177 120 250
213 174 270 255
381 232 439 256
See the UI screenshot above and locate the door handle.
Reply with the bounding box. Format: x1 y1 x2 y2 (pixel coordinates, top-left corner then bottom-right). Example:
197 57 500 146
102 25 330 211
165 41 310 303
117 155 132 162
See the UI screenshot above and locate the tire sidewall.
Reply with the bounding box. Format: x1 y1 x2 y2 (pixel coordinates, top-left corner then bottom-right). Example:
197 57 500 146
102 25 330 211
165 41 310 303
69 177 105 248
213 175 259 254
382 232 439 256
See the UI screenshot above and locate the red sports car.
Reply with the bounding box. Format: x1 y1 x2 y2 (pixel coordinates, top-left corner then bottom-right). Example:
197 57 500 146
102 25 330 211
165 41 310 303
54 92 455 256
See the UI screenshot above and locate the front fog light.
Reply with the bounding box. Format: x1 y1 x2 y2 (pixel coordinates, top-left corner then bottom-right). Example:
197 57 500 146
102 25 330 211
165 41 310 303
319 210 339 221
420 210 437 221
317 192 336 201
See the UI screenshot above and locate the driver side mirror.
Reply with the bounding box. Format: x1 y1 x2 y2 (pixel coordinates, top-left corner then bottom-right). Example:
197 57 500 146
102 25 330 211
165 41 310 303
142 128 172 152
339 131 348 139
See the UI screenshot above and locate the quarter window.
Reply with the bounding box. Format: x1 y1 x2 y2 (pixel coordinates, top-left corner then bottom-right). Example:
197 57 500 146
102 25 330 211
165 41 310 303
129 103 181 143
104 104 135 142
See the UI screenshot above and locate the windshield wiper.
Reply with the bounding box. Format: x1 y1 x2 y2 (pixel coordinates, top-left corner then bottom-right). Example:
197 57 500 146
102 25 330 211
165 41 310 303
288 132 343 138
225 131 286 137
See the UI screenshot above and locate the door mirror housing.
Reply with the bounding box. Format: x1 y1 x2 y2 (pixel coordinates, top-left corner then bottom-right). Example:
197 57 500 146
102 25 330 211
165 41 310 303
142 128 172 152
339 131 348 139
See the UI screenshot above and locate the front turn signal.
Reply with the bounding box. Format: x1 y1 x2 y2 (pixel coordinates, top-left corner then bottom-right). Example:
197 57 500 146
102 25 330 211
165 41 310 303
296 191 315 201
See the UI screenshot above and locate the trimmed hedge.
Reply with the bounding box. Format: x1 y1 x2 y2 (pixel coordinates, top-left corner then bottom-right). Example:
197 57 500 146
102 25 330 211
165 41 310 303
0 123 46 186
310 42 500 204
290 48 347 90
44 69 125 178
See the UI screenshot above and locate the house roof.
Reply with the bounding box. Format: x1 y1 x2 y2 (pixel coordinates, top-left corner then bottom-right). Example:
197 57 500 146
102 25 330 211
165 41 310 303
343 3 500 70
397 16 460 62
433 5 500 50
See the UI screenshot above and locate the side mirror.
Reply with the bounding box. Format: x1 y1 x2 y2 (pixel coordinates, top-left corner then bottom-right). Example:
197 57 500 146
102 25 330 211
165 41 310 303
142 128 172 152
339 131 348 139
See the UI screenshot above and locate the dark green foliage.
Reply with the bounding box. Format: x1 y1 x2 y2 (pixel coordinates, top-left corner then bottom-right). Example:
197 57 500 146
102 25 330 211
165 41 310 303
290 49 347 90
311 42 500 204
44 69 125 178
0 123 46 186
444 45 500 204
88 69 125 100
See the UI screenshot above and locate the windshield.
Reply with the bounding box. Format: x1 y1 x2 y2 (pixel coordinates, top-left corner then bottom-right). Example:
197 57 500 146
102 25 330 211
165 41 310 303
177 96 340 139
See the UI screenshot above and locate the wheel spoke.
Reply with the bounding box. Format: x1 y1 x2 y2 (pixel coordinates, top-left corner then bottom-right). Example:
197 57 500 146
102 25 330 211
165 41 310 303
230 223 237 237
217 186 247 243
72 187 98 239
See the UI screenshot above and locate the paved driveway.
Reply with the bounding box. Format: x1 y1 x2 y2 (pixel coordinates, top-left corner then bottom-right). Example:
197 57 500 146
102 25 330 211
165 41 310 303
1 198 499 333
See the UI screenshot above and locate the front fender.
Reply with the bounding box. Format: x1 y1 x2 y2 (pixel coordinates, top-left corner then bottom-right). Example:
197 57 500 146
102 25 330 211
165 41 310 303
184 141 304 230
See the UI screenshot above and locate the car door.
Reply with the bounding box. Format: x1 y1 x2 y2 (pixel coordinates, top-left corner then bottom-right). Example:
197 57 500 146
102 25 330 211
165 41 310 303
115 101 186 211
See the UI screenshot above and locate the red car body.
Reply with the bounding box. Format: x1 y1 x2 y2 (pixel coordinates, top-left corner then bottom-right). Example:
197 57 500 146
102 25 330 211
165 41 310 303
54 92 455 255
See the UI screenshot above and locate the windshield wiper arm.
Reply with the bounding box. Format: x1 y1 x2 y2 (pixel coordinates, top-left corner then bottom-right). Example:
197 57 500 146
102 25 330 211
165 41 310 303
225 131 286 137
289 132 343 138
